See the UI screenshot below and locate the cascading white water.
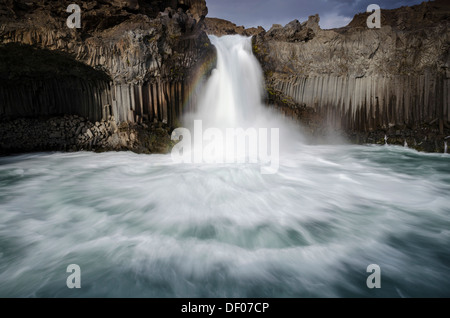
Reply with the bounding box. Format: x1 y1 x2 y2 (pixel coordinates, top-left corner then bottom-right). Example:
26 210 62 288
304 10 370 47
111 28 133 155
180 35 303 168
445 141 448 154
196 35 265 128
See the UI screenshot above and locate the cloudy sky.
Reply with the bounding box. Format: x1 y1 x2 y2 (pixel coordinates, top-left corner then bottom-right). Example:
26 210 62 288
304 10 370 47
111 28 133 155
206 0 427 30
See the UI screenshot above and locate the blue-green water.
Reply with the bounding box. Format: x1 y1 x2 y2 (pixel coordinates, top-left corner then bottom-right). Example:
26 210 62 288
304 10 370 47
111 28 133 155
0 145 449 297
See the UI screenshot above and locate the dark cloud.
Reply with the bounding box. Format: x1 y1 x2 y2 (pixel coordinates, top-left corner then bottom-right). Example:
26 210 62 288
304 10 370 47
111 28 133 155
206 0 427 30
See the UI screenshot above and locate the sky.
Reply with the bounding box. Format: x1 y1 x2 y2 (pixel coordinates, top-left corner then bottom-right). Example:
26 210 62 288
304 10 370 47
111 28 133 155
205 0 429 30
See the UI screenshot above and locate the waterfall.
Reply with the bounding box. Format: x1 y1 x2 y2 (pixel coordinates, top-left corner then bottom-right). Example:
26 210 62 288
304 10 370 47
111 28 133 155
445 141 448 154
385 135 388 145
195 35 265 129
179 35 301 171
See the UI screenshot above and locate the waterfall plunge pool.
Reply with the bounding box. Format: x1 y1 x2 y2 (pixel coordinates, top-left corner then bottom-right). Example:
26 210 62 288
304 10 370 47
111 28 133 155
0 145 449 297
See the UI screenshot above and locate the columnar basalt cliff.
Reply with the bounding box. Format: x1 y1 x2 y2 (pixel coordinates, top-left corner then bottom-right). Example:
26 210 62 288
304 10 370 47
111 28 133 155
2 0 450 154
0 0 214 153
251 1 450 151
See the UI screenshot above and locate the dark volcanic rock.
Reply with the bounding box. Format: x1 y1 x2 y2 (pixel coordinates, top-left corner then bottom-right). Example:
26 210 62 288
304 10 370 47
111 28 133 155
0 0 215 129
253 1 450 152
265 17 317 43
203 17 265 37
0 114 175 155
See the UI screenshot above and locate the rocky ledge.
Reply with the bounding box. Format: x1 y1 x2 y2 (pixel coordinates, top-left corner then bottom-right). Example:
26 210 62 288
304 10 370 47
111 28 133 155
0 115 173 155
203 17 264 37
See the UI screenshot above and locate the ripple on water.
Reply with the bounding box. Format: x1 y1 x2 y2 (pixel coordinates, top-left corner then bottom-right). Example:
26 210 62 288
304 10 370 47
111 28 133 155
0 146 449 297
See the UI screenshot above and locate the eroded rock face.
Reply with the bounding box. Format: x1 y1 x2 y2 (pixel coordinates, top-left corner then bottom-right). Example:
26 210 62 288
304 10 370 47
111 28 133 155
178 0 208 21
203 17 265 37
0 0 214 126
264 16 317 43
253 1 450 151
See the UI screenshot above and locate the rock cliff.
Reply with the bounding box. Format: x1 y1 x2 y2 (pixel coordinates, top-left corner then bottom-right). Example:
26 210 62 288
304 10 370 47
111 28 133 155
0 0 214 124
2 0 450 154
252 1 450 151
0 0 214 153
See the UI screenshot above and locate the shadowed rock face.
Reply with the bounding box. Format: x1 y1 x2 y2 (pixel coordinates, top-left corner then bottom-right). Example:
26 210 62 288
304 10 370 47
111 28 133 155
0 43 112 121
0 0 214 125
252 1 450 151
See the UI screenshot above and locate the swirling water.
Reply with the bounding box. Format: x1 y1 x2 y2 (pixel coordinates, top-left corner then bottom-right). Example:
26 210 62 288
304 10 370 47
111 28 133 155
0 146 449 297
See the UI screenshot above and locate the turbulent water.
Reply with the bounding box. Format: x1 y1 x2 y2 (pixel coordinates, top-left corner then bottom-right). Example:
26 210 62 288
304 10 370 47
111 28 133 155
1 35 449 298
0 147 449 297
